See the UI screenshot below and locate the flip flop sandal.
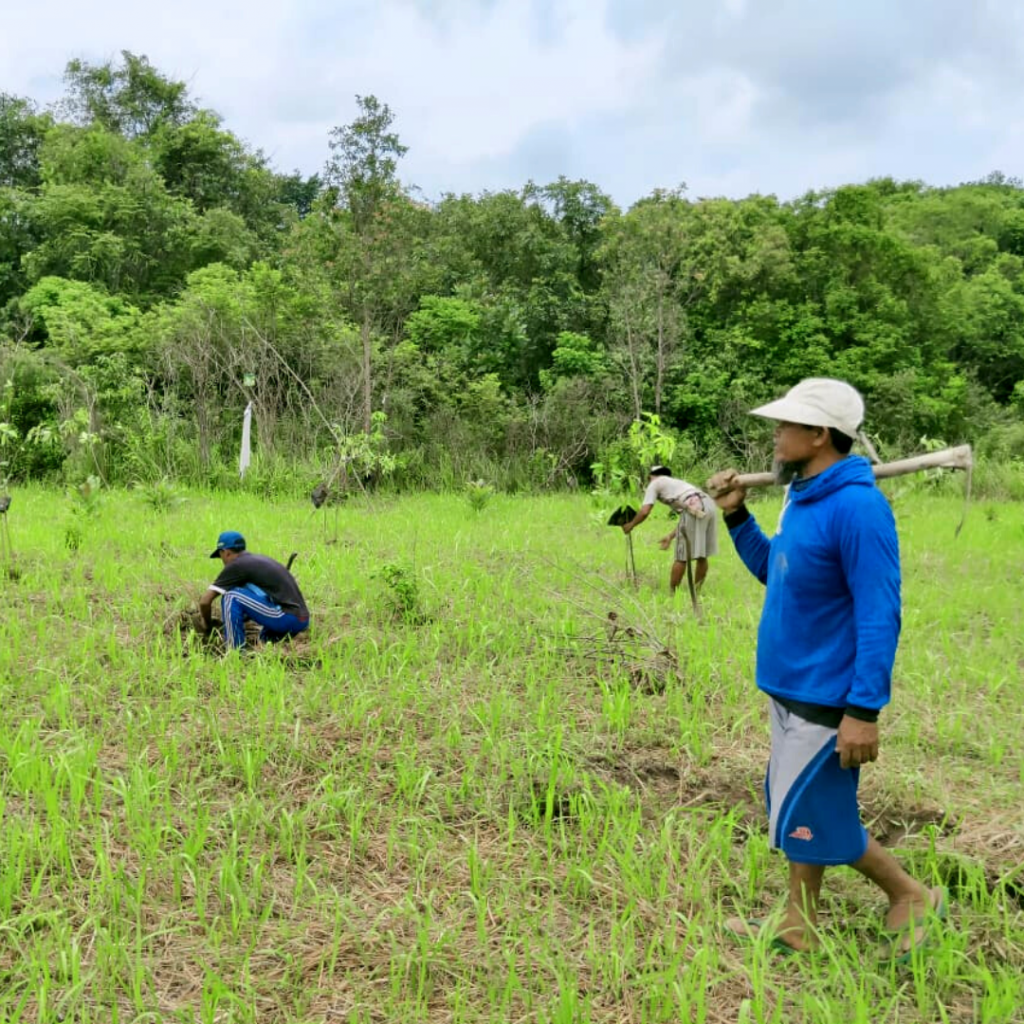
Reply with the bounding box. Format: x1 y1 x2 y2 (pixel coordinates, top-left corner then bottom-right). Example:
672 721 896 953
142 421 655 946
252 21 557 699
881 885 949 937
881 886 949 966
725 917 801 956
883 926 938 967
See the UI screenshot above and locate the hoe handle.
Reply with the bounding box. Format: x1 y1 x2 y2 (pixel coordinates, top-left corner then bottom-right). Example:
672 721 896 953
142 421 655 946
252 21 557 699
707 445 973 496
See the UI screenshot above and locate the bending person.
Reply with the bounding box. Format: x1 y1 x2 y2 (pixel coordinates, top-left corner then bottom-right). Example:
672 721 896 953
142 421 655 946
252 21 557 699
621 466 718 593
199 530 310 650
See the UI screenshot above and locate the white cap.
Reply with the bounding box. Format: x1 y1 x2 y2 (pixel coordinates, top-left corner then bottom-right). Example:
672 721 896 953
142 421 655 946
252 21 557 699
750 378 864 439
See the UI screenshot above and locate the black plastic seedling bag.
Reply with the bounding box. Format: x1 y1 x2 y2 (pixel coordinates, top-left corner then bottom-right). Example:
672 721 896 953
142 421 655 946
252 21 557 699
606 504 636 528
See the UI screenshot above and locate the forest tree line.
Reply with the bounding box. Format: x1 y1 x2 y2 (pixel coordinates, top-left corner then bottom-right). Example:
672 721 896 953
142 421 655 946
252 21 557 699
2 52 1023 494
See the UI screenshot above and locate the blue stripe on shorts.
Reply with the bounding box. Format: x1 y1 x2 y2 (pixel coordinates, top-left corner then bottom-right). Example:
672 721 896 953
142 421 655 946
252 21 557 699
221 583 309 649
766 698 868 865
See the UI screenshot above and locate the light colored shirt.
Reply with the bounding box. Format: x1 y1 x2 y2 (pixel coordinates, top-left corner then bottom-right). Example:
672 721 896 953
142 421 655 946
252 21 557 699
642 476 701 510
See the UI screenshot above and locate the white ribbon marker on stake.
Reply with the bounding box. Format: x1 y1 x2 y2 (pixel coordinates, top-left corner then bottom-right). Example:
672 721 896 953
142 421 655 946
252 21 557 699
239 402 253 479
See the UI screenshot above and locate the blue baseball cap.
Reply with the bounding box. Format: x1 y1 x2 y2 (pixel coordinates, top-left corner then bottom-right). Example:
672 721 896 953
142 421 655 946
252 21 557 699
210 530 246 558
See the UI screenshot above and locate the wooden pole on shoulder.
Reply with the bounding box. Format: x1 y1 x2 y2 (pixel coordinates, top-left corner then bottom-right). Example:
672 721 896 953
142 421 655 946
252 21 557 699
705 445 973 495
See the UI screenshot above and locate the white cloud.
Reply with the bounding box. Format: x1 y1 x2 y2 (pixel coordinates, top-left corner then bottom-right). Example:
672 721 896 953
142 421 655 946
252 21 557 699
2 0 662 178
294 0 663 164
2 0 1024 204
675 69 760 144
1 1 294 104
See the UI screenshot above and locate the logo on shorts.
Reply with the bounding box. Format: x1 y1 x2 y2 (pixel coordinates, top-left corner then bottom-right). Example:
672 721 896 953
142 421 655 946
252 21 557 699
788 826 814 841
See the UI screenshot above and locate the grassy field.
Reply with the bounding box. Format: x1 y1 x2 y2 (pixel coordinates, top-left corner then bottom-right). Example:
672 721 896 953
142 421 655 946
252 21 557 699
0 482 1022 1023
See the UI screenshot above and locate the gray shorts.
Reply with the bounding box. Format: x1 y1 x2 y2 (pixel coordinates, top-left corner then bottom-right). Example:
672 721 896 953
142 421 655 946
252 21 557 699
766 698 867 865
674 495 718 560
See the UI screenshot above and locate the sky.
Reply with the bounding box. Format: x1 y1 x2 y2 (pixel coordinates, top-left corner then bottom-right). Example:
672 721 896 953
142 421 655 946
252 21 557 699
3 0 1023 207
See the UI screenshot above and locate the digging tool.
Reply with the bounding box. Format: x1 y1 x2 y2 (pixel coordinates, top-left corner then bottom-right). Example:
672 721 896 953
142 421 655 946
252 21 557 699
607 504 638 589
706 444 973 535
0 495 11 568
674 524 702 620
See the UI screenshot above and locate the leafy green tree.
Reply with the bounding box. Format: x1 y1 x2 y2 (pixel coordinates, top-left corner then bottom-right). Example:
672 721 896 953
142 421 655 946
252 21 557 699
320 96 429 430
150 263 247 468
527 177 616 293
0 94 52 188
23 176 195 302
432 187 585 388
780 183 950 392
0 188 38 308
57 53 291 251
18 276 142 363
599 189 712 419
325 95 407 231
21 124 201 301
189 207 259 270
0 94 47 306
153 111 254 211
887 182 1006 275
951 256 1024 402
405 295 481 354
59 51 194 139
539 331 607 389
152 111 290 247
39 121 138 186
275 170 321 218
0 348 64 477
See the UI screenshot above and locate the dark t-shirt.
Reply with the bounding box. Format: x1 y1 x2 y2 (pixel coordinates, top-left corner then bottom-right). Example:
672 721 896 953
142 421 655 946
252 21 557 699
210 553 309 619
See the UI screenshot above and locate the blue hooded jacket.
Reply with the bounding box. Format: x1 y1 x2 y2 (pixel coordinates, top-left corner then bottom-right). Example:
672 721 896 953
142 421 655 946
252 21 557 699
728 455 901 712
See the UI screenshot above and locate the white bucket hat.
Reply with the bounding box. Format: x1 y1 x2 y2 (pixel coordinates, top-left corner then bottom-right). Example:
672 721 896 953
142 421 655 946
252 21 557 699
750 378 864 439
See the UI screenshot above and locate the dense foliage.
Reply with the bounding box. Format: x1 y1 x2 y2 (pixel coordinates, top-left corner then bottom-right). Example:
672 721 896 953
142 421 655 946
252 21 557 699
2 54 1023 492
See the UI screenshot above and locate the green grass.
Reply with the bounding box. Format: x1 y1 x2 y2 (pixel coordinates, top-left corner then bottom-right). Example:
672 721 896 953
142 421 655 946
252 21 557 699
0 484 1022 1023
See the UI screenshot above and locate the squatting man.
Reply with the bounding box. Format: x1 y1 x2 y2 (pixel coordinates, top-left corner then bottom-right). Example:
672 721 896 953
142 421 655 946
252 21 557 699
709 378 945 957
199 531 310 650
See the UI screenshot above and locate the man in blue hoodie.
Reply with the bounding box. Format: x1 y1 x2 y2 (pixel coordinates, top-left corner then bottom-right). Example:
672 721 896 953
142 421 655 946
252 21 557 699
708 379 944 957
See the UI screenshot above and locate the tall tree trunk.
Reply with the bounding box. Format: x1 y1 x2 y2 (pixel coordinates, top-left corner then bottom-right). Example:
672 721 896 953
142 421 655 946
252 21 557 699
195 391 211 469
623 307 642 422
361 305 373 433
655 291 665 417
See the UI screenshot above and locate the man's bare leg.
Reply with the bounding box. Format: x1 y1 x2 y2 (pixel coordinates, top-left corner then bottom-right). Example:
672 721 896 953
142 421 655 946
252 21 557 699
851 836 935 933
670 560 686 592
670 558 708 594
727 860 824 950
778 860 825 950
694 557 709 589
